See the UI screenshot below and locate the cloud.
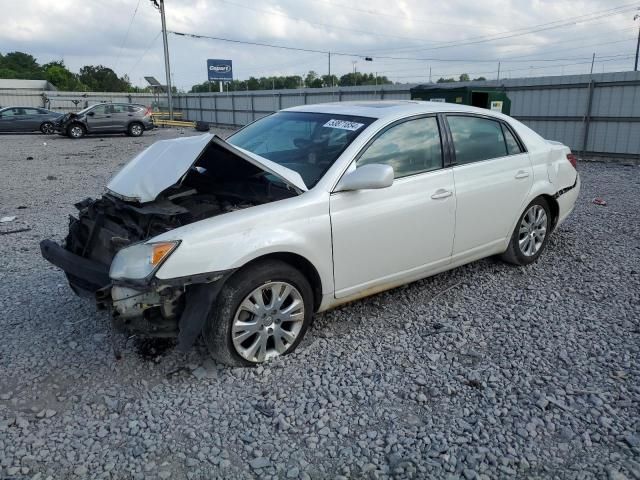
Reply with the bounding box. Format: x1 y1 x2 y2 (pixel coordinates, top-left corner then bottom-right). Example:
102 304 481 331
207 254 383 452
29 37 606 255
1 0 637 89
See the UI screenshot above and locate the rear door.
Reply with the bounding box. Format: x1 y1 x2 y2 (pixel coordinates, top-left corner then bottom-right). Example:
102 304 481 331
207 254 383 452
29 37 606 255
21 108 45 131
111 104 131 131
330 115 456 298
445 114 532 258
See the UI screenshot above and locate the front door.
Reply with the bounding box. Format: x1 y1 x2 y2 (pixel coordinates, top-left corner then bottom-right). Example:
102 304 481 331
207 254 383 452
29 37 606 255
330 116 456 299
445 114 533 258
86 105 116 132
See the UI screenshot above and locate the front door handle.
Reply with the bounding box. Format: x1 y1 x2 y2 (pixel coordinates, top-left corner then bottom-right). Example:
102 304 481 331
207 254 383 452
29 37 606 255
431 189 453 200
515 170 530 179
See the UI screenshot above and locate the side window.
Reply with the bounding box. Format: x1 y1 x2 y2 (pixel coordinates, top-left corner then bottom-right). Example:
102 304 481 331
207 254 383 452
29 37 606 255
112 104 128 114
1 108 19 117
502 124 523 155
23 108 41 115
91 105 108 115
447 116 508 165
356 117 442 178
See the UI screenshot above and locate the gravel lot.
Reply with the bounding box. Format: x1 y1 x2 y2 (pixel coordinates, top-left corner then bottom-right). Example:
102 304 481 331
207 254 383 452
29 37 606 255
0 129 639 480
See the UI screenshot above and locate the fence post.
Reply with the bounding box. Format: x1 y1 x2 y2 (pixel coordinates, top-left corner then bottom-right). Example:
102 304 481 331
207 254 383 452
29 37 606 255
199 94 203 122
581 80 595 157
231 93 236 126
277 93 282 110
249 93 254 122
213 95 218 125
380 88 385 100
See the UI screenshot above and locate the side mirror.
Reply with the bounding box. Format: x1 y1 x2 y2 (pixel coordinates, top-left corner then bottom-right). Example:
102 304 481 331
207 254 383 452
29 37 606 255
87 111 95 116
335 164 394 192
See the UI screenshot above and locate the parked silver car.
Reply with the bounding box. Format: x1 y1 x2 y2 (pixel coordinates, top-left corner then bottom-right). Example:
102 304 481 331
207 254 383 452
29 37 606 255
0 106 62 134
55 103 154 139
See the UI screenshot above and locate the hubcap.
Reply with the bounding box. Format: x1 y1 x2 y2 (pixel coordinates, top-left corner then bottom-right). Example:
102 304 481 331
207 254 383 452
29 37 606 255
131 124 142 135
70 126 82 137
232 281 305 363
518 205 547 257
42 123 53 134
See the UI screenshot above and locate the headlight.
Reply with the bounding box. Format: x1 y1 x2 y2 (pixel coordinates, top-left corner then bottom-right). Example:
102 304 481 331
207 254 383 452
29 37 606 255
109 241 179 281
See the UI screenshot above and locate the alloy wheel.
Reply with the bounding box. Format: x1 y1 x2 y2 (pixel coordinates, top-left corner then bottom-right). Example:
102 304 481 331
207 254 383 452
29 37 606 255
518 204 547 257
231 281 305 363
41 122 54 134
69 125 83 138
130 124 142 136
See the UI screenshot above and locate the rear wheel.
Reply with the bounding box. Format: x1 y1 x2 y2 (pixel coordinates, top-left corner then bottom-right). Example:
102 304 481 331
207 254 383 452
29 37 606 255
501 198 551 266
127 122 144 137
203 260 313 366
67 123 85 139
40 122 54 134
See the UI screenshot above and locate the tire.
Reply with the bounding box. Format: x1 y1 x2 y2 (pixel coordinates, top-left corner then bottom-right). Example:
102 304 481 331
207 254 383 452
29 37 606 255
40 122 54 135
203 260 314 367
67 123 85 139
501 197 551 266
127 122 144 137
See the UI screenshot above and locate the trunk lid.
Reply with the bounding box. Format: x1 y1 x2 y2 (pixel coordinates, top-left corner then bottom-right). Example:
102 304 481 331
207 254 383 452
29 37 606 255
106 134 307 203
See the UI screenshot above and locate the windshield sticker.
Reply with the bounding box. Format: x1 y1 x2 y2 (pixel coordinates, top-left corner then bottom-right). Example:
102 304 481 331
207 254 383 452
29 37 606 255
323 119 365 131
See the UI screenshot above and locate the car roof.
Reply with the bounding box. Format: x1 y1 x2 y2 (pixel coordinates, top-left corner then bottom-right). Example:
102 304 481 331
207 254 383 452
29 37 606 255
283 100 505 120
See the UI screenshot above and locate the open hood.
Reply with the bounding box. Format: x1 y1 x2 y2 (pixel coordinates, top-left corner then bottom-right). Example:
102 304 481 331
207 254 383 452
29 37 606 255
106 134 308 203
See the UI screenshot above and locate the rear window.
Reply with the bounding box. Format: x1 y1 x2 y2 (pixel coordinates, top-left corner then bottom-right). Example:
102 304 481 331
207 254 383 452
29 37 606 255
447 115 508 164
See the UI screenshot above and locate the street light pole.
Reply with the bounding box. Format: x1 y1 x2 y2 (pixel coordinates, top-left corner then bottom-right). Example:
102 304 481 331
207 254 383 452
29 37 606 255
153 0 174 119
634 14 640 72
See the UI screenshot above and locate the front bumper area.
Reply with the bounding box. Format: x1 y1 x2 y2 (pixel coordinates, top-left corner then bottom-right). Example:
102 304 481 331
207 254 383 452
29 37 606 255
40 239 109 297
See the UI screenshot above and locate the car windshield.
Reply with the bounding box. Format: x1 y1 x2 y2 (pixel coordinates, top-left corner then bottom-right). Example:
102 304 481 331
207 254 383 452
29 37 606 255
227 111 375 188
75 105 99 115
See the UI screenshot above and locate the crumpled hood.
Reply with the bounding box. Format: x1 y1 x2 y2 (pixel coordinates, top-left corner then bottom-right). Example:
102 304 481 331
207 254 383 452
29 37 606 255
106 134 307 203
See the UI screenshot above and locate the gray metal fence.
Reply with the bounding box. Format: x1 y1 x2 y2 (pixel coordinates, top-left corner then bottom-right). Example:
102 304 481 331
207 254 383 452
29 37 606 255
1 71 638 157
174 71 640 158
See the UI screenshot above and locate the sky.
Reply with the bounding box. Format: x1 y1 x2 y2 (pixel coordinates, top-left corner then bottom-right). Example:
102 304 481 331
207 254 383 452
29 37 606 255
1 0 639 90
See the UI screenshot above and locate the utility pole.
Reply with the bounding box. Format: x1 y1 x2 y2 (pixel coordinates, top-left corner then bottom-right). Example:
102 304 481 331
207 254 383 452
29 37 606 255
152 0 174 119
497 61 501 81
590 52 596 75
634 14 640 71
352 61 357 86
328 52 331 87
429 66 432 83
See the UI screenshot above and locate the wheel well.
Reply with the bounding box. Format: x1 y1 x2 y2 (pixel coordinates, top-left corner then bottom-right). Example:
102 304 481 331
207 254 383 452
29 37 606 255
239 253 323 311
540 194 559 231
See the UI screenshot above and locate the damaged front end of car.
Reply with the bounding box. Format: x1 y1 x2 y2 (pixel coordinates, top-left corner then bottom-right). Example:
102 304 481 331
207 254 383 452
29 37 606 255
40 134 307 350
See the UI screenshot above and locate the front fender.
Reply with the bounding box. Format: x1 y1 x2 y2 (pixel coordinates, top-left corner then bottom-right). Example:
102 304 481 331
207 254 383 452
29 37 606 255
152 194 334 294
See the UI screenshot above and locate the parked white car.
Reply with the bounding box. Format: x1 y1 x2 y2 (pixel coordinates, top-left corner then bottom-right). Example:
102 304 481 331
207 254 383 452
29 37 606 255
41 101 580 366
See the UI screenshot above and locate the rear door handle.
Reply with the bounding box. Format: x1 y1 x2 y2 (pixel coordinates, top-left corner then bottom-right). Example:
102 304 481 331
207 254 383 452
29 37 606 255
515 170 530 179
431 189 453 200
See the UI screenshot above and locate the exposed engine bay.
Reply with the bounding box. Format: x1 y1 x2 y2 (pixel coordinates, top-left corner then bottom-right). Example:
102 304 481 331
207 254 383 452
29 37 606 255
41 136 299 344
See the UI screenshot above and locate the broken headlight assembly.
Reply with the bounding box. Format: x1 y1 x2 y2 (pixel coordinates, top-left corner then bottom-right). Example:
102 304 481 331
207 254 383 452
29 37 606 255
109 241 179 281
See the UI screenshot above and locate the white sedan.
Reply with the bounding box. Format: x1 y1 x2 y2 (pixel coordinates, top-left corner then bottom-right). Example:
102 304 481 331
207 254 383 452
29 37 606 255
41 101 580 366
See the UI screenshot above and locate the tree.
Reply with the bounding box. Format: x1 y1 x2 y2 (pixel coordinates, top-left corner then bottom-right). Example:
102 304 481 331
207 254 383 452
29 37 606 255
43 61 84 91
437 77 456 83
0 52 43 79
78 65 131 92
459 73 470 82
472 76 487 81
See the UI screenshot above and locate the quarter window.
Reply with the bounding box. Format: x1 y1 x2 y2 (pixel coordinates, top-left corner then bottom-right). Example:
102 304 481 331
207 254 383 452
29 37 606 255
447 116 508 165
502 124 523 155
356 117 442 178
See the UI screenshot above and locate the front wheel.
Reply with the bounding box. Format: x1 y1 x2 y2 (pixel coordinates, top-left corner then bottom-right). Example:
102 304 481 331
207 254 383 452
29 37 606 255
40 122 54 134
203 260 313 366
501 198 551 266
67 123 85 139
127 122 144 137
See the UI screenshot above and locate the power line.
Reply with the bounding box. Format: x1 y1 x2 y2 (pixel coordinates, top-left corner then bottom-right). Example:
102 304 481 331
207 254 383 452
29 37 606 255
114 0 142 71
372 4 640 54
169 29 637 64
127 30 162 76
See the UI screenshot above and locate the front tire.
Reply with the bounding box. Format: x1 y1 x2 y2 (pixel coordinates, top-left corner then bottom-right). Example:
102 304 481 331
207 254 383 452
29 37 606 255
40 122 54 134
67 123 85 139
203 260 313 367
501 197 551 266
127 122 144 137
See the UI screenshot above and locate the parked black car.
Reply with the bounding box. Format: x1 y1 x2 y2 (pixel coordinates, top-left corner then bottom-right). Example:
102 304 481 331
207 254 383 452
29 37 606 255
0 106 62 134
55 103 154 139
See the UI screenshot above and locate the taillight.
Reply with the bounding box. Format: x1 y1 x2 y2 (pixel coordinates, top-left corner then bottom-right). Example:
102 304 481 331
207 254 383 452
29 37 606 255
145 106 152 116
566 153 578 169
